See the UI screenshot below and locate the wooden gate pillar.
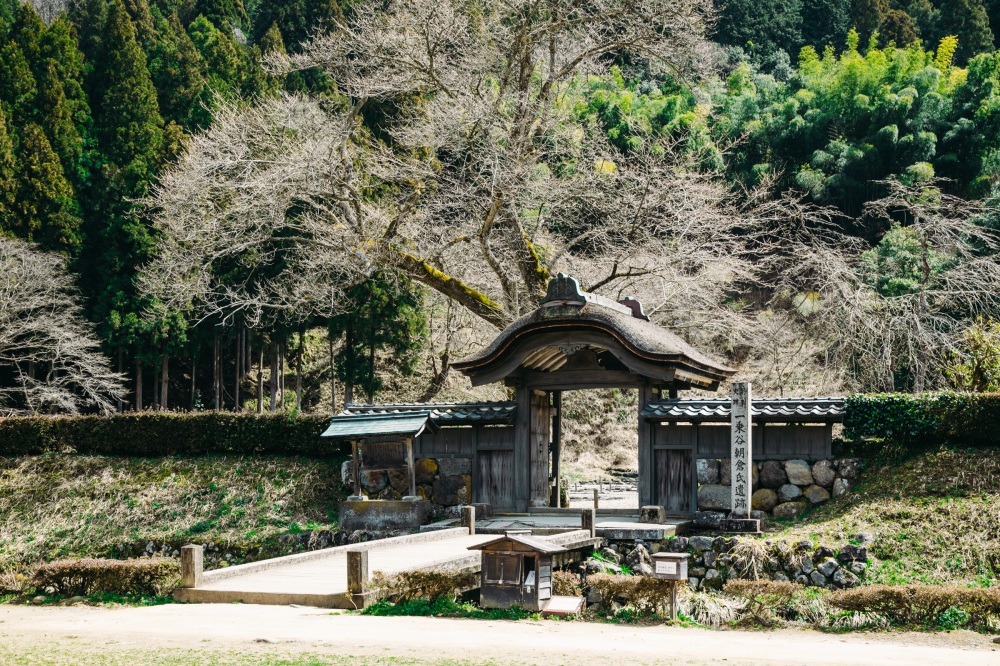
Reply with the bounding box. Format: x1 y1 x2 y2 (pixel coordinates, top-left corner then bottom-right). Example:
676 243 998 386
514 384 531 512
637 384 654 508
529 390 551 508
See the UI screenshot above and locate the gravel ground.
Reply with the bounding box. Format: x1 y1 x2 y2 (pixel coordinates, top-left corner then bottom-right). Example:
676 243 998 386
1 603 998 665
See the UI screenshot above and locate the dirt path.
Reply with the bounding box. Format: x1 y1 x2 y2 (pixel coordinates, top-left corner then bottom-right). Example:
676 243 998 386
1 603 997 665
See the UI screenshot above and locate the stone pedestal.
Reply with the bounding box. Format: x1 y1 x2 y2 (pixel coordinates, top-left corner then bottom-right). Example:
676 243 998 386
639 505 667 524
339 499 431 532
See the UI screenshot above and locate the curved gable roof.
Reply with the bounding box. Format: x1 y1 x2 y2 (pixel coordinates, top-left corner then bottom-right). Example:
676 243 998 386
453 275 734 389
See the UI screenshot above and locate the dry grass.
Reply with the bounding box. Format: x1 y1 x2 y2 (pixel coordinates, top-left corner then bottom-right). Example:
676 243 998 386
0 454 346 569
768 449 1000 586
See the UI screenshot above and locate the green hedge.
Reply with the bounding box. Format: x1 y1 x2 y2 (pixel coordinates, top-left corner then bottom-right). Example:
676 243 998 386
0 412 342 457
845 392 1000 448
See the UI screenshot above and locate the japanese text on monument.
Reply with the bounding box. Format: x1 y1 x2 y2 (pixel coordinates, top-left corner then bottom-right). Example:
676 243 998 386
731 382 752 518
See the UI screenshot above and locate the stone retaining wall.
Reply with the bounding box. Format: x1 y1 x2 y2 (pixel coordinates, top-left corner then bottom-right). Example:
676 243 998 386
583 534 872 592
696 458 860 518
341 457 472 516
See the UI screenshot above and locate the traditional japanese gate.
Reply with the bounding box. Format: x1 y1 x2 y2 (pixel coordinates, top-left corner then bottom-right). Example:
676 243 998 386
452 274 735 513
333 275 841 517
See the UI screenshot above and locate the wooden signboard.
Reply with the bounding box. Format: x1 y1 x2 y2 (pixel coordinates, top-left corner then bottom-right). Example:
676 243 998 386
542 595 583 617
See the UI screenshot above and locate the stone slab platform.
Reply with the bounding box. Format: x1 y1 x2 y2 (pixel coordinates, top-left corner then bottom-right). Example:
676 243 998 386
422 513 689 541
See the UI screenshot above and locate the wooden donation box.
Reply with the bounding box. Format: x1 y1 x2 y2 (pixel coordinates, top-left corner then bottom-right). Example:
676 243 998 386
650 552 690 620
469 531 566 612
651 552 689 581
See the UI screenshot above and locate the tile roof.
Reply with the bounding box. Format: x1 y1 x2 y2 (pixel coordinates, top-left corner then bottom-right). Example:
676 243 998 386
342 402 516 425
642 397 845 423
320 411 436 439
468 532 568 554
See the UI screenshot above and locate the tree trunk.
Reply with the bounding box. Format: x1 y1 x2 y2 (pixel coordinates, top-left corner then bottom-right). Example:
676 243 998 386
135 357 143 411
234 330 241 412
161 355 169 411
116 348 123 412
367 300 376 404
213 334 220 411
296 331 303 412
153 362 160 410
329 335 337 415
256 343 264 414
278 340 285 411
191 352 197 411
344 320 354 406
269 342 278 412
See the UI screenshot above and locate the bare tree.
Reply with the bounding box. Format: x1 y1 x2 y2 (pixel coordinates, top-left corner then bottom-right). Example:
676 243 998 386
27 0 67 24
766 181 1000 392
0 238 126 414
141 0 725 330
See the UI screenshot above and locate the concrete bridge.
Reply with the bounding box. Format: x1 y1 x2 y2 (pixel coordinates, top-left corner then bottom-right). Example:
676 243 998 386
174 511 602 609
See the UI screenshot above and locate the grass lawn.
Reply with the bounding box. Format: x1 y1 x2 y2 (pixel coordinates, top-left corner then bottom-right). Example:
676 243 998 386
765 448 1000 586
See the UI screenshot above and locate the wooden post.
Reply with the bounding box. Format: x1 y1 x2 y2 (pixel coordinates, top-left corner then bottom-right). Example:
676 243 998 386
405 437 416 497
550 391 561 507
730 382 752 519
593 488 599 510
670 581 678 620
351 441 362 497
529 390 551 508
180 545 204 588
637 384 654 508
513 384 531 512
461 505 476 535
347 549 368 607
582 508 596 538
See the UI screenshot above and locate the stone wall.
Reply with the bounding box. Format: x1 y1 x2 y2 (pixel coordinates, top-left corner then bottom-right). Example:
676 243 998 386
582 534 871 592
696 458 860 519
341 456 472 517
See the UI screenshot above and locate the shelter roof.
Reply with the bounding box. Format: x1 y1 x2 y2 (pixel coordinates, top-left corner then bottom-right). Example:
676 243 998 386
320 411 438 439
453 274 734 389
343 402 515 426
642 397 845 423
468 532 568 554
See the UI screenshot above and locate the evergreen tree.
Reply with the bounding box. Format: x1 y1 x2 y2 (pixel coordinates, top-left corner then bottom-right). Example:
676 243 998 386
0 42 37 122
328 275 427 403
38 17 96 192
250 0 343 52
195 0 247 30
35 62 86 197
147 9 209 128
188 13 240 89
14 123 83 255
938 0 995 62
714 0 803 58
90 0 164 182
0 0 17 32
8 3 43 64
852 0 890 45
801 0 851 51
78 0 166 352
0 107 15 234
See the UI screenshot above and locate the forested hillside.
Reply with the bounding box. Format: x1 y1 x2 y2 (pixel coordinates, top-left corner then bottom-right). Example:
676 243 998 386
4 0 1000 415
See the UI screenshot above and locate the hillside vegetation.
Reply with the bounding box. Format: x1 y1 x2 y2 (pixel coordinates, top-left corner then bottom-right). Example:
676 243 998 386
771 448 1000 587
0 454 346 573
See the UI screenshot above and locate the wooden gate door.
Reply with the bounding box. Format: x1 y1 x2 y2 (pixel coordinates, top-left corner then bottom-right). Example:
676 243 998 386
478 450 515 511
655 449 693 514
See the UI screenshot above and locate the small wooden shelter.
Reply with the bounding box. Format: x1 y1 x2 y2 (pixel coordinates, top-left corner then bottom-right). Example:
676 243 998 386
469 531 565 611
321 410 438 498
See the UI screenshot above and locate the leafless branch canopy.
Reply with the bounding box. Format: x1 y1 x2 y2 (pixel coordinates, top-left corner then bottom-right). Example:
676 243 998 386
0 238 126 414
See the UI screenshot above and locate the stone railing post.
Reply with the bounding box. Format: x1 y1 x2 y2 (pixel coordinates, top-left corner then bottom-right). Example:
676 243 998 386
461 505 476 535
581 508 596 538
347 549 369 607
180 544 204 588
